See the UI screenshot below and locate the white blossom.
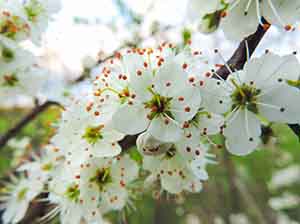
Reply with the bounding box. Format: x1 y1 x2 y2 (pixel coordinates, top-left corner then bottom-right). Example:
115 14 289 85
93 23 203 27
17 145 64 183
221 0 300 40
0 0 30 42
52 99 124 166
0 176 43 224
78 155 139 213
94 46 202 142
210 52 300 155
143 139 212 194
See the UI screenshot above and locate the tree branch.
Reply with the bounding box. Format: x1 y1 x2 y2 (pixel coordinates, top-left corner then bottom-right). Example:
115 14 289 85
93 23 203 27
216 20 269 79
0 101 60 149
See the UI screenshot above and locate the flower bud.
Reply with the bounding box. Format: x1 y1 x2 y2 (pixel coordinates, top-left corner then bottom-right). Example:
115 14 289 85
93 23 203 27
137 132 172 156
199 12 221 33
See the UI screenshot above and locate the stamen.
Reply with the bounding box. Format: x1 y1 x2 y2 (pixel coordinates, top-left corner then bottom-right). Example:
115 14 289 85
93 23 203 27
244 0 253 15
230 78 246 98
255 0 263 25
267 0 286 27
255 102 282 110
244 109 253 141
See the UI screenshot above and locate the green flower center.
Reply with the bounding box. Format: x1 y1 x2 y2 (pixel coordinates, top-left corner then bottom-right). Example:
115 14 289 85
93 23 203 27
1 47 14 62
24 0 44 22
82 126 103 145
65 184 80 203
90 168 112 191
145 87 173 120
17 187 28 201
230 80 261 114
0 15 28 39
41 163 53 171
3 74 18 87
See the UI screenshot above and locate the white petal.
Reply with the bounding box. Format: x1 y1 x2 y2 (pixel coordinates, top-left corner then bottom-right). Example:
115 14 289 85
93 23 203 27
258 84 300 123
101 184 128 210
112 103 149 135
125 54 153 101
160 158 186 194
170 84 201 122
148 116 183 142
102 126 124 142
111 155 139 184
197 112 224 135
244 53 300 89
221 0 258 40
143 156 162 172
262 0 300 27
153 59 187 97
200 78 231 114
224 109 261 156
176 140 206 162
90 142 122 158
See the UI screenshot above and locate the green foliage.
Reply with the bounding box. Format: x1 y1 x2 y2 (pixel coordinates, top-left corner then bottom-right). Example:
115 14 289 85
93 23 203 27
0 106 61 175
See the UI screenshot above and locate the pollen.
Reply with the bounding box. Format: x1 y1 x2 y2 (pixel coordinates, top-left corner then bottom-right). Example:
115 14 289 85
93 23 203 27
178 96 184 101
284 24 292 31
184 106 191 112
189 77 195 83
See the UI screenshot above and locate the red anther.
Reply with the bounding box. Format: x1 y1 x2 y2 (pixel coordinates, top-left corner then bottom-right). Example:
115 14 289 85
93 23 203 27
189 77 195 83
178 96 184 101
285 24 292 31
220 11 227 18
184 107 191 112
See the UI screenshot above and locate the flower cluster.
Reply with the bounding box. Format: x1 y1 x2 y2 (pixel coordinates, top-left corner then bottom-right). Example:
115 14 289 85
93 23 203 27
1 39 300 223
2 39 300 223
187 0 300 40
0 0 61 102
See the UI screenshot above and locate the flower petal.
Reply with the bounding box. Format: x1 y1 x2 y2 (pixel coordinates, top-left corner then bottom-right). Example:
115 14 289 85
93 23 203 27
148 116 183 142
170 84 201 122
221 1 258 40
244 53 300 89
224 109 261 156
258 84 300 123
112 103 149 135
153 59 187 97
91 142 122 158
200 78 231 114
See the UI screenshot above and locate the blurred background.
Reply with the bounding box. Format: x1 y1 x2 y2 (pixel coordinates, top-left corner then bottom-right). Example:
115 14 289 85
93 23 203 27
1 0 300 223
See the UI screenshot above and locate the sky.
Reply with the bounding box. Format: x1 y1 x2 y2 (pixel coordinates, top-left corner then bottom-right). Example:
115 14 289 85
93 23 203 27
36 0 300 78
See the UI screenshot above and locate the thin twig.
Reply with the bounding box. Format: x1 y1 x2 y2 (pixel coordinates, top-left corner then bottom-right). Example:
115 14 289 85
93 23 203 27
216 19 269 79
0 101 60 149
